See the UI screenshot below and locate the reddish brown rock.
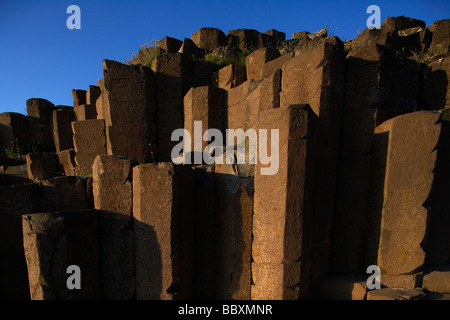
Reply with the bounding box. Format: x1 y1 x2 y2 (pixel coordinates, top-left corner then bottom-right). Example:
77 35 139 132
214 165 253 300
158 36 183 53
317 275 367 300
179 38 203 60
0 183 40 300
227 29 276 51
427 19 450 50
72 89 87 108
212 64 246 90
22 210 101 300
422 265 450 294
252 105 318 299
258 68 281 111
380 273 423 289
86 85 101 106
26 98 54 145
370 111 441 276
227 79 262 131
263 29 285 47
92 155 135 299
103 59 157 163
57 149 76 176
133 163 195 300
26 152 60 181
39 176 88 212
191 27 228 51
423 54 450 110
52 108 74 152
367 288 426 300
260 52 294 79
72 119 107 171
251 263 301 300
0 112 30 148
245 47 280 80
74 104 97 121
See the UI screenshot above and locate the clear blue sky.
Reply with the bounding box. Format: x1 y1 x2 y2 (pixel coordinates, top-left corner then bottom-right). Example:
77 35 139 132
0 0 448 114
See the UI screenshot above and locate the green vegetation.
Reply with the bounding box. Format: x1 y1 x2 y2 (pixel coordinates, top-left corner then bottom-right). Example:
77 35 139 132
410 43 447 65
124 39 164 68
205 49 252 69
0 140 55 166
74 168 93 178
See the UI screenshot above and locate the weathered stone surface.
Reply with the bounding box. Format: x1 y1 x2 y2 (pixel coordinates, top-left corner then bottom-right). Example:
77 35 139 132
423 54 450 110
380 273 423 289
57 149 76 176
427 19 450 50
92 155 135 299
251 263 301 300
152 53 193 161
227 79 262 131
291 31 310 40
72 119 107 171
422 265 450 294
26 152 59 181
86 85 101 106
214 165 253 300
212 64 246 90
317 275 367 300
22 210 101 300
370 111 441 276
280 38 346 288
259 68 281 111
245 47 280 80
261 52 294 78
0 112 30 148
427 109 450 266
52 108 74 152
39 176 88 212
179 38 203 60
263 29 285 47
103 59 157 163
253 105 318 299
26 98 54 145
0 183 40 299
183 85 226 156
192 59 215 87
351 16 425 50
158 36 183 53
72 89 87 108
133 163 195 300
74 104 97 121
227 29 276 51
3 164 30 186
191 27 228 51
366 288 426 300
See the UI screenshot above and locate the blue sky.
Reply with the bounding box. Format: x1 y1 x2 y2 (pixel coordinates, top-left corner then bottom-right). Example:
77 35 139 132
0 0 448 114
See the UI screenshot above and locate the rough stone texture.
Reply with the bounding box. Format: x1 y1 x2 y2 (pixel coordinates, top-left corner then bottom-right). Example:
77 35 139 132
103 59 157 163
0 112 30 148
86 85 101 106
259 69 281 111
72 89 87 108
192 59 215 87
179 38 203 60
133 163 195 300
26 98 54 145
317 276 367 300
158 36 183 54
191 27 228 51
212 64 246 90
252 105 318 299
427 109 450 267
52 108 74 152
183 85 226 156
72 119 107 172
0 183 40 300
369 111 441 276
263 29 285 47
214 164 253 300
152 53 193 161
367 288 426 300
74 104 97 121
39 176 88 212
261 52 294 79
22 210 101 300
227 29 276 51
245 47 280 80
422 265 450 294
380 273 423 289
280 38 346 289
57 149 76 176
2 164 31 185
427 19 450 50
26 152 59 181
422 54 450 110
92 155 135 299
291 31 310 40
251 263 301 300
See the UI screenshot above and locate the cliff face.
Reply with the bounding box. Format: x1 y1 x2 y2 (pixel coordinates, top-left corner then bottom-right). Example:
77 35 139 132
1 16 450 300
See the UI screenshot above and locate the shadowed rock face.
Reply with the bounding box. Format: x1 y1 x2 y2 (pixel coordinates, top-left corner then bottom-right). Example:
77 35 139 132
1 16 450 301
